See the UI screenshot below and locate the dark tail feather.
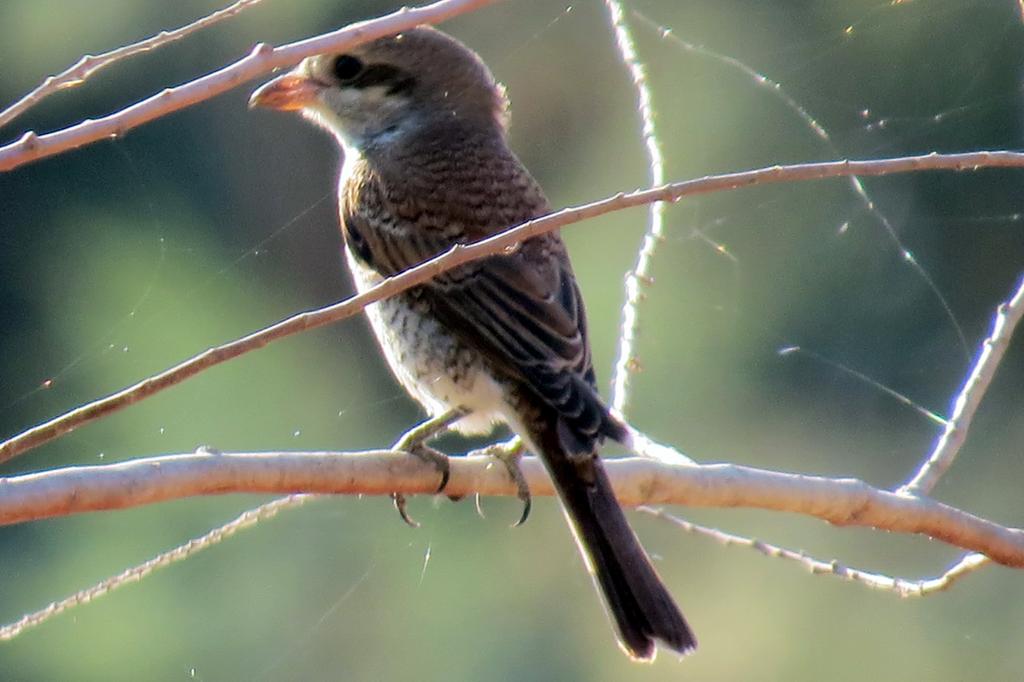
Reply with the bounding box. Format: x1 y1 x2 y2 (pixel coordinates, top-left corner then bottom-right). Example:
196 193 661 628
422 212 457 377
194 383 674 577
532 414 696 661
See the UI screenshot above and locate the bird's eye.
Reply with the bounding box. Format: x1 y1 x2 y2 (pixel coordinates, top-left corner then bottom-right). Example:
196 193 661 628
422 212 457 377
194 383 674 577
332 55 364 82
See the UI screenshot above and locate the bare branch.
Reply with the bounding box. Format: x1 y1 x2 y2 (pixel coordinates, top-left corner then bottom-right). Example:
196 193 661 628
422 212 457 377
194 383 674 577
0 494 309 641
0 428 690 638
640 507 992 597
0 0 498 172
0 0 265 130
899 273 1024 496
4 150 1024 466
604 0 669 417
1 450 1022 568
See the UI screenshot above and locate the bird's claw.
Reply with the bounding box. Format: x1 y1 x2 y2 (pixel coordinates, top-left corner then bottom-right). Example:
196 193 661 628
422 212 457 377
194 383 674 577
471 437 531 526
503 457 532 528
389 410 463 527
391 443 452 527
392 492 420 528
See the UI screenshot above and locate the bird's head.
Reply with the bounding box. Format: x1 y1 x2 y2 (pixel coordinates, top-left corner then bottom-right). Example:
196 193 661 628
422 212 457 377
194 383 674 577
249 26 509 153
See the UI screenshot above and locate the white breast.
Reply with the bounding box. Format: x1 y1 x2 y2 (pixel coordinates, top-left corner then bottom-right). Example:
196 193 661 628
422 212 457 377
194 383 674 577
344 247 507 436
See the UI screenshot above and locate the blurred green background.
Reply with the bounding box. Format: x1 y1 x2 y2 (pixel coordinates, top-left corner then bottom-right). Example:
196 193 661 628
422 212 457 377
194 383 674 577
2 0 1024 679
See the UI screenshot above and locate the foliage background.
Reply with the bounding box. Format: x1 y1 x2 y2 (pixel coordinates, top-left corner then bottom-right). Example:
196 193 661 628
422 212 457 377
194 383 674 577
1 0 1023 679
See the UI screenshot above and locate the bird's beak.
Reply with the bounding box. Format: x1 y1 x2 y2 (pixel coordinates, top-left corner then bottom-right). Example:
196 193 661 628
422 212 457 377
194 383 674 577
249 73 322 111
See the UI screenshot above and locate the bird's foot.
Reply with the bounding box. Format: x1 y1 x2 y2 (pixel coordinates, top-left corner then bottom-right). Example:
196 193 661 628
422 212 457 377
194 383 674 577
472 437 531 527
391 409 464 527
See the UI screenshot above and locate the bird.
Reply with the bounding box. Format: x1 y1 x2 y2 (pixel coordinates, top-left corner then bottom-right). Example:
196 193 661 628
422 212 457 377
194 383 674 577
249 25 695 661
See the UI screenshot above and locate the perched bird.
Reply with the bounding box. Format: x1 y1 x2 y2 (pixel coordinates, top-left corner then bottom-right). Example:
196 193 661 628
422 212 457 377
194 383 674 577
250 26 695 660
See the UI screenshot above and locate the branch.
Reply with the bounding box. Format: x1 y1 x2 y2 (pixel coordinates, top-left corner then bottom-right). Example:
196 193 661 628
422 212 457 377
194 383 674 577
4 150 1024 466
899 273 1024 495
0 0 498 172
605 0 669 417
0 0 265 130
2 450 1022 567
0 494 310 641
640 508 992 597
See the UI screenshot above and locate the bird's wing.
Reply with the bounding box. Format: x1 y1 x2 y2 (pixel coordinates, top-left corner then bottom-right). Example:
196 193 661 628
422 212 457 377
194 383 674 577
342 177 609 441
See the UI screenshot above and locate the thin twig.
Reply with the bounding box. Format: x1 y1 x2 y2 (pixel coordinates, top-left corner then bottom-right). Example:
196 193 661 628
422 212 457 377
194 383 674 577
4 150 1024 466
0 0 265 130
0 494 310 641
1 450 1023 567
639 507 991 597
899 273 1024 496
604 0 668 417
0 0 498 172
